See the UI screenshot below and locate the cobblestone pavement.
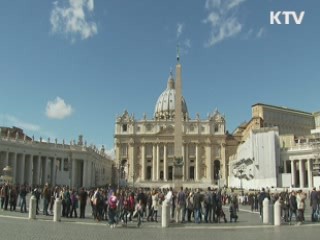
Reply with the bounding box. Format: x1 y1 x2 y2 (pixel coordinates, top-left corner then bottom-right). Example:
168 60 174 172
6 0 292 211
1 202 320 240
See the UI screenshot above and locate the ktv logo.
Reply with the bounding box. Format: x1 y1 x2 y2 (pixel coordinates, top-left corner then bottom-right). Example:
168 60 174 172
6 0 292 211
270 11 305 25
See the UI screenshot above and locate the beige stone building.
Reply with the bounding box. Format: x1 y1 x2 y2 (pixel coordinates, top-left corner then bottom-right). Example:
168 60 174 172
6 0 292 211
230 103 318 189
114 59 239 188
0 127 113 188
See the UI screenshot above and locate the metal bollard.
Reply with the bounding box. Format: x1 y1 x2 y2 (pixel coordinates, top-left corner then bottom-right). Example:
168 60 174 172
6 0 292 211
263 198 270 224
28 195 37 220
161 200 170 228
274 200 281 226
53 198 62 222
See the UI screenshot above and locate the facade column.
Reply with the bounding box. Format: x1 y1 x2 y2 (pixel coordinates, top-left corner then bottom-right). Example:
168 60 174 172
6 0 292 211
141 144 145 181
152 145 156 181
156 144 160 181
307 159 313 188
195 144 199 181
129 142 135 186
182 144 186 181
284 160 287 173
185 143 189 180
116 143 121 169
164 144 167 181
115 143 121 187
299 159 305 188
206 145 212 182
291 160 296 187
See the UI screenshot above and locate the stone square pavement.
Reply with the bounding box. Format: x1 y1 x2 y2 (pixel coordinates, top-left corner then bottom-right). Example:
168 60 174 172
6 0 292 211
1 202 320 240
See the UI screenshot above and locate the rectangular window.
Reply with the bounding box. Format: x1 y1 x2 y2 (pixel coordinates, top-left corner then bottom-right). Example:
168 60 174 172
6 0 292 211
146 144 153 157
121 144 127 157
189 144 195 156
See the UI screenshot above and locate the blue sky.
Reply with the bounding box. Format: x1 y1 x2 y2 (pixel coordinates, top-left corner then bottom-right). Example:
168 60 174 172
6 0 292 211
0 0 319 157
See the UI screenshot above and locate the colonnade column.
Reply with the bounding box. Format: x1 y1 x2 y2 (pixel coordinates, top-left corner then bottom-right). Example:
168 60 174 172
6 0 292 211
44 156 49 185
72 159 77 188
37 155 41 185
51 157 57 187
163 144 167 181
19 154 25 185
291 160 296 187
195 144 199 181
307 159 313 188
28 155 33 186
83 159 88 187
141 144 145 181
152 145 156 181
12 153 17 184
299 160 305 188
4 151 8 168
88 160 93 187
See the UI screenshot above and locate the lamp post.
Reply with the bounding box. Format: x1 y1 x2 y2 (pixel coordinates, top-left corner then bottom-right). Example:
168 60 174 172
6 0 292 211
238 169 244 195
217 170 221 189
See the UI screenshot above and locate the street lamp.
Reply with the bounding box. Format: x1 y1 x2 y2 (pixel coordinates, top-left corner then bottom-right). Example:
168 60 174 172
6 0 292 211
238 169 244 195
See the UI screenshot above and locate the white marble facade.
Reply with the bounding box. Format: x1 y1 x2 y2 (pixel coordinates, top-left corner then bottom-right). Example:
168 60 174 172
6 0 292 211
229 127 280 189
114 62 238 188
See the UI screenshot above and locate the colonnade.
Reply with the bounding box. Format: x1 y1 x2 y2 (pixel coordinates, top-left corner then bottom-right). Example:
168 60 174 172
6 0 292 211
0 148 105 188
284 158 314 188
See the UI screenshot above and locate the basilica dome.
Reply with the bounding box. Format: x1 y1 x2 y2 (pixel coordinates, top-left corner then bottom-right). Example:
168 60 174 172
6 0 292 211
154 73 188 120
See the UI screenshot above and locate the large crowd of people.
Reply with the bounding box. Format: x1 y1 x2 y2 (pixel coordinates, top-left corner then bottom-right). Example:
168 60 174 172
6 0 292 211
1 183 320 228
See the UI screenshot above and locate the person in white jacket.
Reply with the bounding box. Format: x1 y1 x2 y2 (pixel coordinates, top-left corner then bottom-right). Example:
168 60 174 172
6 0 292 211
296 190 306 224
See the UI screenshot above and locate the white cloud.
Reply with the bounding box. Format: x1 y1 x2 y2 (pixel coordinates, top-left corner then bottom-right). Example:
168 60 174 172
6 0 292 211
105 147 115 159
178 39 192 56
46 97 74 120
256 27 265 38
227 0 246 10
184 39 191 48
0 114 40 132
177 23 184 38
203 0 247 47
50 0 98 41
175 22 191 55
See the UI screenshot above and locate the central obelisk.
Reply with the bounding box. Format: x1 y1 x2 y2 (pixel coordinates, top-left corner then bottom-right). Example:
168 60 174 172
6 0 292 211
173 46 184 183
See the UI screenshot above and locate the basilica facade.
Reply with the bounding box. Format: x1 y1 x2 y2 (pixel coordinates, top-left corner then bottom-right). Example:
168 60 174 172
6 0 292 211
114 60 239 188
